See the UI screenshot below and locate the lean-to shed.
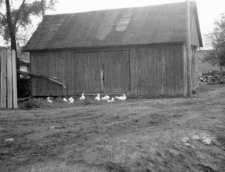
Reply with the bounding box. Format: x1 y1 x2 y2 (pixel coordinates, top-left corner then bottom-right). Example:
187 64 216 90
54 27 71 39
24 1 202 97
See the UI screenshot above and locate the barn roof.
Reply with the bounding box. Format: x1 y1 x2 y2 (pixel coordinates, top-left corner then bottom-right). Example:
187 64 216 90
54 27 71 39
24 1 203 51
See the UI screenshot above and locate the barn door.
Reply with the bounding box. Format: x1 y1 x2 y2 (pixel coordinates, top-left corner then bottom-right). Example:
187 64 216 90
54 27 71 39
74 52 101 93
74 50 130 93
102 51 130 93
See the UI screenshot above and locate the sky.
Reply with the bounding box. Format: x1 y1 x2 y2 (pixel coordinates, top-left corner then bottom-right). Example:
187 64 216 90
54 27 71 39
0 0 225 48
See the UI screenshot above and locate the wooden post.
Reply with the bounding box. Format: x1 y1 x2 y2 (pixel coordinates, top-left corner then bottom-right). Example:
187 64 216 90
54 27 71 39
12 50 18 108
1 49 7 108
186 0 192 97
7 49 13 108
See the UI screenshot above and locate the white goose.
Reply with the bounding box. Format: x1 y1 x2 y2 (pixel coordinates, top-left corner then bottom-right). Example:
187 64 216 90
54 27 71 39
47 97 52 103
107 97 115 103
79 93 85 100
101 95 110 101
115 94 127 101
63 98 67 102
68 97 74 103
95 94 101 101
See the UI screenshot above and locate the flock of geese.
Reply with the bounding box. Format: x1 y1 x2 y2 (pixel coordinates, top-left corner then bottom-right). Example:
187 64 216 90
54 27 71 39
46 93 127 103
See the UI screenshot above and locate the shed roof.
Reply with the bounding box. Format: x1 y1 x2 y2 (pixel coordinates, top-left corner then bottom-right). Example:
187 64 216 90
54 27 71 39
24 1 203 51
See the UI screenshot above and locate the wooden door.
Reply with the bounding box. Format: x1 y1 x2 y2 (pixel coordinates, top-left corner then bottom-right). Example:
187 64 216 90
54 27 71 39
74 50 130 93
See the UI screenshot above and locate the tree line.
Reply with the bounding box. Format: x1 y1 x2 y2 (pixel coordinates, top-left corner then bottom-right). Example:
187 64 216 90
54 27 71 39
203 13 225 70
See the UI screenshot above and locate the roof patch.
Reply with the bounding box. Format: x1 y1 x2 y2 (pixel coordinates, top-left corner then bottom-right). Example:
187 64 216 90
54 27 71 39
49 23 61 32
95 10 120 41
116 13 132 32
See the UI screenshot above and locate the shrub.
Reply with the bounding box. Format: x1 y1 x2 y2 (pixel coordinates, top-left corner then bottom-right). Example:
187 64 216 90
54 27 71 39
20 99 42 110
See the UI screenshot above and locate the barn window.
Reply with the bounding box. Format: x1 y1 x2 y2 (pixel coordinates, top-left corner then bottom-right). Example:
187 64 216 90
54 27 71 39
116 13 132 32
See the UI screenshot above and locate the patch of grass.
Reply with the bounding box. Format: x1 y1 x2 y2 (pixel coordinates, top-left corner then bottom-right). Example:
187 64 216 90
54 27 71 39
195 84 225 94
77 99 103 105
217 136 225 149
19 99 42 110
104 162 130 172
199 164 219 172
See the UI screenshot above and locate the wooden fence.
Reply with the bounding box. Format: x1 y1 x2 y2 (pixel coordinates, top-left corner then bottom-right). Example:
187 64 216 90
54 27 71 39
0 48 18 108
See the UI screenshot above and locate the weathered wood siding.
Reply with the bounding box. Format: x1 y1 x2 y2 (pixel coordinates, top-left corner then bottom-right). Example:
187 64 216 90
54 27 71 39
74 51 130 93
130 43 185 96
31 51 75 96
31 50 130 96
191 46 198 89
30 43 192 97
182 45 198 95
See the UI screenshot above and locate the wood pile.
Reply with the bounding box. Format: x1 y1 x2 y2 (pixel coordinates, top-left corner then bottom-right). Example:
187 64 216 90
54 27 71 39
199 70 225 84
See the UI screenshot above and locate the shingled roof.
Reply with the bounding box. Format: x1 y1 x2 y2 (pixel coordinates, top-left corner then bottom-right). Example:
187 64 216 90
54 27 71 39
24 1 202 51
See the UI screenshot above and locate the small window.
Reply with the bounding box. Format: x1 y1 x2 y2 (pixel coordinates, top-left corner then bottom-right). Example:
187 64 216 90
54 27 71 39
116 13 132 32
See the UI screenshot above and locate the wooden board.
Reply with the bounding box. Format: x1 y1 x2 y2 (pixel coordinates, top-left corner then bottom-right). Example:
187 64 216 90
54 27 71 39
11 50 18 108
1 49 7 108
74 50 130 94
7 49 13 108
66 51 75 95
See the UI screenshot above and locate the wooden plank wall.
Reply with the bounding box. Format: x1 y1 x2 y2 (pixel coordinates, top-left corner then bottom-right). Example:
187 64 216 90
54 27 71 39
31 50 130 96
130 43 185 96
31 50 74 96
74 51 130 93
74 52 101 93
30 43 187 97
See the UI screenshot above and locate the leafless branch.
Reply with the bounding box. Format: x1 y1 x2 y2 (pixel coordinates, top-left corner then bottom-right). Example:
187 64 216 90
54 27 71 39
0 12 7 21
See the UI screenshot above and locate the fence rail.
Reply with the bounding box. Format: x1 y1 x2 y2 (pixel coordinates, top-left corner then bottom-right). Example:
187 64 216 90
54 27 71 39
0 48 18 109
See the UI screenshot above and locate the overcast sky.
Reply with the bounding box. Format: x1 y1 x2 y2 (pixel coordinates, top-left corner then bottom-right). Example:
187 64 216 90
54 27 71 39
0 0 225 47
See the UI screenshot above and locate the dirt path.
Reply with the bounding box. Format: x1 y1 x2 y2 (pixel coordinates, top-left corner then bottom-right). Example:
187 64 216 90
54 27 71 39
0 85 225 172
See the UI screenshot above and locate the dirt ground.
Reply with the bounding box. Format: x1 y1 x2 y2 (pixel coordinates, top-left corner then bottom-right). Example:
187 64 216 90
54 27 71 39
0 85 225 172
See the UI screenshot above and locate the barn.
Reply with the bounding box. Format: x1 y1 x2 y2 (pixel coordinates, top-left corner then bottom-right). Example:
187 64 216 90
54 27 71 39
23 1 202 97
